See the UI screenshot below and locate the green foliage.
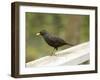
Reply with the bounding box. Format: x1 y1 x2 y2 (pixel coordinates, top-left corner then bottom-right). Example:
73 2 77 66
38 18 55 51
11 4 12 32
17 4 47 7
80 16 89 42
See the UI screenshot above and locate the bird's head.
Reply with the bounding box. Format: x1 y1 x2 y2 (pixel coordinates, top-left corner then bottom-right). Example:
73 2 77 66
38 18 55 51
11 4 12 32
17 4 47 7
36 30 47 36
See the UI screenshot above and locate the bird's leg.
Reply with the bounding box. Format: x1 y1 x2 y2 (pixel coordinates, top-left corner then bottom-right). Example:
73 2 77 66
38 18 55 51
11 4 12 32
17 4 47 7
50 48 56 56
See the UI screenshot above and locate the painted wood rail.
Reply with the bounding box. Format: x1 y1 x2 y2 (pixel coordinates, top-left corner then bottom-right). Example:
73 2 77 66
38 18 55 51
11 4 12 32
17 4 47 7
26 42 89 67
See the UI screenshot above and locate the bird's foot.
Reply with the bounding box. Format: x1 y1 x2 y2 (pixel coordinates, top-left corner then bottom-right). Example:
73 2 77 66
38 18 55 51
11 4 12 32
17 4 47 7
50 53 57 56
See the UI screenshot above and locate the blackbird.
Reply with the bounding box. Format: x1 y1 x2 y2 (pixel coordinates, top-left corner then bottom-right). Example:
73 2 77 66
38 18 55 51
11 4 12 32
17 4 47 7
36 30 73 55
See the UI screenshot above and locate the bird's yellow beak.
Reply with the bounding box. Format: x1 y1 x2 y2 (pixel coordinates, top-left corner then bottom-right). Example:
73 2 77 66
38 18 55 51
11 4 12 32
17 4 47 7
36 32 40 36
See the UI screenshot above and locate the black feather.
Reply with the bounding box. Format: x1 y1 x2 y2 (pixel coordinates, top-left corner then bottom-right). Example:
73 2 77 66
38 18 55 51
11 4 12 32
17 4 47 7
39 30 73 49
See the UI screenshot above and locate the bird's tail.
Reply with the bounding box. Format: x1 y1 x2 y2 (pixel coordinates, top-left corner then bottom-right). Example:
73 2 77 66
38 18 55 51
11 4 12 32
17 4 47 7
65 42 74 46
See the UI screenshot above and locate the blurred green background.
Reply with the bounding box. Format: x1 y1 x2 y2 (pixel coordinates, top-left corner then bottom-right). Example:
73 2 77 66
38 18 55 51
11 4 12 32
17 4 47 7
25 12 89 63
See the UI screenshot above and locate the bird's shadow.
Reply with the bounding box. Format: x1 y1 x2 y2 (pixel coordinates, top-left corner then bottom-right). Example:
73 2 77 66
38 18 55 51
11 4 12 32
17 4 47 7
55 50 73 56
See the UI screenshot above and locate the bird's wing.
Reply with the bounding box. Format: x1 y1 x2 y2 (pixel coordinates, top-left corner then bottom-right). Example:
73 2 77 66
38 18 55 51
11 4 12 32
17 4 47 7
43 33 66 48
48 35 66 44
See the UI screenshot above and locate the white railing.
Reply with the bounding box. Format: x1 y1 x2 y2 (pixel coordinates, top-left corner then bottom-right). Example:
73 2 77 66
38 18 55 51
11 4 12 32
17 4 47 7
26 42 89 67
